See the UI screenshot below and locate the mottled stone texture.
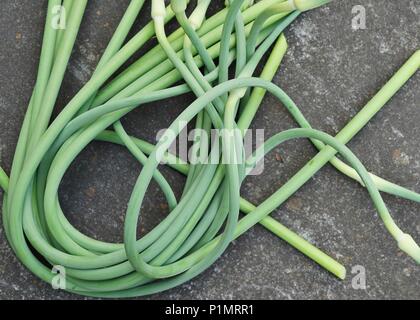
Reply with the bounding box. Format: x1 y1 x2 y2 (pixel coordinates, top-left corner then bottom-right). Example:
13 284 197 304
0 0 418 300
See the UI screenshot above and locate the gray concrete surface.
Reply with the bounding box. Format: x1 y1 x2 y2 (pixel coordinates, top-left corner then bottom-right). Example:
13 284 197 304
0 0 419 300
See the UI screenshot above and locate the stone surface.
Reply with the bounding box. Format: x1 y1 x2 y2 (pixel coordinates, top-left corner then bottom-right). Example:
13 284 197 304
0 0 418 300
